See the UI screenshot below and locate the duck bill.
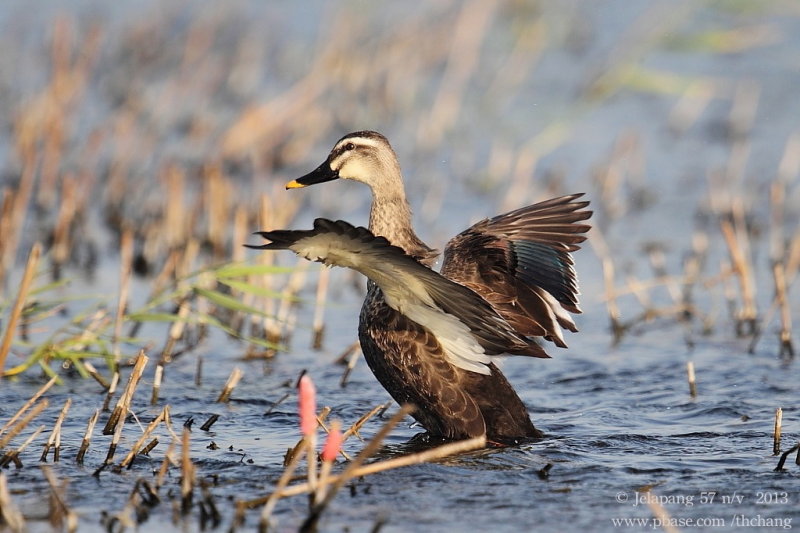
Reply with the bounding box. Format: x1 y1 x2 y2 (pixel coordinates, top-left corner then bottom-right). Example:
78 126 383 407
286 161 339 189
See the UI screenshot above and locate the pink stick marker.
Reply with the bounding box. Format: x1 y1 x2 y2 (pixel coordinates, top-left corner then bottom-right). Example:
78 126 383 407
298 374 317 436
321 425 343 462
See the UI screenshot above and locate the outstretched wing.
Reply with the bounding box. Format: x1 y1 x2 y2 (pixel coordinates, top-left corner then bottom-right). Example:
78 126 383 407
440 193 592 356
247 218 543 374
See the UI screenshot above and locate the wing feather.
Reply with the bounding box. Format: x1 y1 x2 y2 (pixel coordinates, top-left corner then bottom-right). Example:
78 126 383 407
248 218 545 372
441 194 591 355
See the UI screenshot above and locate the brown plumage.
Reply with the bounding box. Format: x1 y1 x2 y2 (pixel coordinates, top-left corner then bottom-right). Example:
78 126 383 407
275 131 591 443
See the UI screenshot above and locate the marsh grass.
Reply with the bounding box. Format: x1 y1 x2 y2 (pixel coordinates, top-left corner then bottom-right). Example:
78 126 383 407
0 259 292 379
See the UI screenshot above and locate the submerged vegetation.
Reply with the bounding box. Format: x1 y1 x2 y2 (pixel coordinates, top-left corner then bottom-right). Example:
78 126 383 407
0 258 296 379
1 0 799 531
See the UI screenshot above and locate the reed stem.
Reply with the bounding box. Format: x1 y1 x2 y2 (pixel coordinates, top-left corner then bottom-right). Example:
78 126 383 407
773 407 783 456
686 361 697 398
0 243 41 377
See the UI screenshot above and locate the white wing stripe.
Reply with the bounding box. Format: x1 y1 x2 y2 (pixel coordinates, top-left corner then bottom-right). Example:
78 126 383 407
292 229 494 375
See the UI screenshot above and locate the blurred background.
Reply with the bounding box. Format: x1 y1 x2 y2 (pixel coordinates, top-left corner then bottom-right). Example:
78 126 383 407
2 0 799 297
1 0 799 531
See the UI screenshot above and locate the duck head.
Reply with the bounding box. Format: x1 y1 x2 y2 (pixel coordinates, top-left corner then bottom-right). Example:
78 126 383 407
286 131 403 192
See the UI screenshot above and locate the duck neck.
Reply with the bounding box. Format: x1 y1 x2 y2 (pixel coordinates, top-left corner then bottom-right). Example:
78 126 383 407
368 187 436 265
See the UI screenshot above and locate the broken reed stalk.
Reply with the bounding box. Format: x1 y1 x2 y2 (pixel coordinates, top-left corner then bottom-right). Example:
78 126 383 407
682 231 708 307
0 472 26 532
113 479 152 530
155 441 175 491
773 407 783 456
0 243 41 378
264 391 291 417
141 439 159 456
151 363 164 405
719 258 738 320
216 366 243 403
199 414 219 431
312 267 330 350
343 403 388 443
42 465 78 533
333 340 361 366
105 403 127 465
112 229 134 361
0 399 49 452
747 180 796 356
52 176 76 274
161 408 179 443
589 229 624 342
164 164 187 251
285 434 486 502
76 409 100 465
41 398 72 462
625 273 653 313
337 341 362 388
0 153 37 293
603 257 624 343
102 371 120 412
314 407 332 433
686 361 697 398
103 351 149 435
769 180 785 265
645 245 682 305
720 217 757 335
160 299 190 364
773 262 794 358
148 250 179 303
0 376 56 437
203 165 231 257
195 356 203 387
82 361 110 390
181 427 194 514
231 205 248 264
0 425 45 468
120 407 168 468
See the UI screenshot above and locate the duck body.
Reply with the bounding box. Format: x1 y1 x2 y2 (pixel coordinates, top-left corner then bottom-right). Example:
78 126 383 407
359 282 540 441
277 131 591 443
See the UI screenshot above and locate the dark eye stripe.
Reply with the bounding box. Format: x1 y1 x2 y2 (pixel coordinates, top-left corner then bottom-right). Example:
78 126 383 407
333 141 374 162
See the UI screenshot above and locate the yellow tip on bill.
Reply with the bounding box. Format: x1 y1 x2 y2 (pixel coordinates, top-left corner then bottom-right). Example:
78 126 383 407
285 180 306 189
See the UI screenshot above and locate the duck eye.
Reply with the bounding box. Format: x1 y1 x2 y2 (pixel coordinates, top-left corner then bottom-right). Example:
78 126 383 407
344 143 355 151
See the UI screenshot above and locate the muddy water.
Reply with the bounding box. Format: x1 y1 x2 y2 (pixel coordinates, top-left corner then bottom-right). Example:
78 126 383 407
2 1 800 532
